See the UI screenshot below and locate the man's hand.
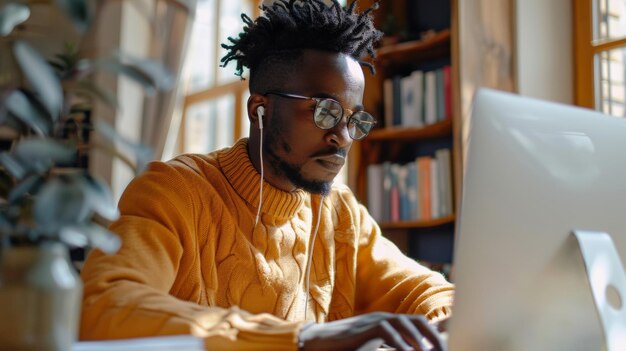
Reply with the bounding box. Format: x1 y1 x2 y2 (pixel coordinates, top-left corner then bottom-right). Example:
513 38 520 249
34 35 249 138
298 312 447 351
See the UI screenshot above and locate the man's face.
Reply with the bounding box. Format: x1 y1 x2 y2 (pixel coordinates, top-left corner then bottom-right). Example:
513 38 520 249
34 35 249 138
263 50 365 195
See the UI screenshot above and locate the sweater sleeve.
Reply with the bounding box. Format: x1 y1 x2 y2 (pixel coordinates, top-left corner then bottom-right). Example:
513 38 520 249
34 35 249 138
354 203 454 322
79 160 304 350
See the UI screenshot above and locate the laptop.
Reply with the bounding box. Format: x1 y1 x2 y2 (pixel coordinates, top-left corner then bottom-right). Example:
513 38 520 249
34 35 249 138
447 88 626 350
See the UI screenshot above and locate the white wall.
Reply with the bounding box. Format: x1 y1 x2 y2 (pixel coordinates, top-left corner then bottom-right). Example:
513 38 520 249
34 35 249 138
89 1 153 202
111 1 152 201
516 0 573 104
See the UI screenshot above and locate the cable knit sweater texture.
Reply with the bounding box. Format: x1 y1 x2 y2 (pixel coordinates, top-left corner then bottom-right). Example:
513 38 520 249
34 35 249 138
80 138 454 350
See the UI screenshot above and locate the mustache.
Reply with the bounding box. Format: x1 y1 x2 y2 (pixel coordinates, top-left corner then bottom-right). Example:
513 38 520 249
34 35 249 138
311 146 347 158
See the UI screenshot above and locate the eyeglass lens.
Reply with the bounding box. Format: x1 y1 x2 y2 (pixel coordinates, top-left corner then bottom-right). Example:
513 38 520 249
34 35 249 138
313 99 375 140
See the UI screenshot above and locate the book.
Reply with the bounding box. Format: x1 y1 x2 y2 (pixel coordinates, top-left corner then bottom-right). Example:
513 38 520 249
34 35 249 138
410 69 425 127
401 74 417 127
392 75 403 127
383 78 394 128
401 70 425 127
397 164 410 221
435 148 454 216
443 65 452 120
416 156 432 220
367 163 384 221
430 157 439 219
390 163 401 222
382 162 392 222
407 162 419 221
436 68 445 121
424 70 437 125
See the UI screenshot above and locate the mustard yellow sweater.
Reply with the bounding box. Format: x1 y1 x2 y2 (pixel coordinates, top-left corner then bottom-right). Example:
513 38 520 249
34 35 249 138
80 138 454 350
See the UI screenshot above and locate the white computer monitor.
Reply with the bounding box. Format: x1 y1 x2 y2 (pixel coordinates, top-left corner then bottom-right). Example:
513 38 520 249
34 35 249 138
448 88 626 350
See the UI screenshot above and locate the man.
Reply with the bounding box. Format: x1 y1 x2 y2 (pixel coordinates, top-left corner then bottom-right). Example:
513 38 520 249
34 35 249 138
80 1 454 350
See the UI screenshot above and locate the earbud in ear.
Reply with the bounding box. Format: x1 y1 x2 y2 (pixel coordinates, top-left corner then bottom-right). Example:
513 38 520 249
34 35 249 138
256 106 265 129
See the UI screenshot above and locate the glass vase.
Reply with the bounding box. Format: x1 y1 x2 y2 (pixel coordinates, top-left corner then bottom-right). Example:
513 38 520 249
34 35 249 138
0 242 83 351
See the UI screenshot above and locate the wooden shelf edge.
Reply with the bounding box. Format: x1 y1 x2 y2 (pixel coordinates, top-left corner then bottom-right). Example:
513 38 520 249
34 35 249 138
377 29 451 63
378 214 455 230
367 119 452 141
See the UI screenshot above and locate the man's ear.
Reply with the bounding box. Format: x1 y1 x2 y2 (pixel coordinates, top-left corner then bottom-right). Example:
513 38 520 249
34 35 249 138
248 94 267 130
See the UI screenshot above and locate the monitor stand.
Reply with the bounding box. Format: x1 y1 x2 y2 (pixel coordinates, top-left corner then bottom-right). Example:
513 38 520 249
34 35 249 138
573 230 626 351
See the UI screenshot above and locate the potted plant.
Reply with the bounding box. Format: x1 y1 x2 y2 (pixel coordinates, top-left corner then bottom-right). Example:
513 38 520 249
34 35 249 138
0 1 190 350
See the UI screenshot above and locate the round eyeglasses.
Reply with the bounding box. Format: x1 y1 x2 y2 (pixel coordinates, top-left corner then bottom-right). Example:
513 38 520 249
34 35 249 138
264 91 377 140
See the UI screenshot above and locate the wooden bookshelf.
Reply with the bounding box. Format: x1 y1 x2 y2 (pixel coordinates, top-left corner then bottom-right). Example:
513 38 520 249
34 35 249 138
368 119 452 141
378 214 455 230
377 30 451 70
349 4 459 265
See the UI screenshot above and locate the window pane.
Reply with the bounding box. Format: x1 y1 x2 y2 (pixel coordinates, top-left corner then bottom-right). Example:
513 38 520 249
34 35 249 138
218 0 253 83
594 0 626 41
594 47 626 117
239 91 251 139
184 0 217 93
184 95 235 153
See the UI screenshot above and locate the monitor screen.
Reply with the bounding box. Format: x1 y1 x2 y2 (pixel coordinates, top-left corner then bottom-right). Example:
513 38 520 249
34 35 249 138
448 88 626 350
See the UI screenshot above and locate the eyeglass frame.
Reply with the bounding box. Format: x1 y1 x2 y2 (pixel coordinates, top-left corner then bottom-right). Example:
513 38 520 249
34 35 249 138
263 90 377 140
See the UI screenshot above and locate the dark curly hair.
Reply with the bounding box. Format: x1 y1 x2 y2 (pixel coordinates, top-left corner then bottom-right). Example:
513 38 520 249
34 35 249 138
220 0 382 93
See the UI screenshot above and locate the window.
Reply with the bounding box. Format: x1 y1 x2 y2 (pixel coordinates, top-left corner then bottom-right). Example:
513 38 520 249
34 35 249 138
169 0 258 157
574 0 626 116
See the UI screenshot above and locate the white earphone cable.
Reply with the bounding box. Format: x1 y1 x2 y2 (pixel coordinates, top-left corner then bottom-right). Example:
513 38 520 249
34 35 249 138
303 197 323 321
253 114 321 322
254 126 264 228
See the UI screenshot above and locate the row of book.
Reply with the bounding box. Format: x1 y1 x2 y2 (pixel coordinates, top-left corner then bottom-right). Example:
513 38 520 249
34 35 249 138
367 148 453 223
383 65 452 128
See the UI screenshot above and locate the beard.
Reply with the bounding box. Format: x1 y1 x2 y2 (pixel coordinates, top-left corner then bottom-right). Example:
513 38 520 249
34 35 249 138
263 120 333 196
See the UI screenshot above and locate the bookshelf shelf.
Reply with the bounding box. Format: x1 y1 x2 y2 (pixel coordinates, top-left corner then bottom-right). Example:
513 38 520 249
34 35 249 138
378 214 455 230
368 119 452 142
377 30 451 75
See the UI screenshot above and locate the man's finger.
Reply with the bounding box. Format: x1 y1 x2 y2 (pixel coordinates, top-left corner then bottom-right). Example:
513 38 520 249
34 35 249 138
378 320 413 351
409 316 446 351
393 315 430 351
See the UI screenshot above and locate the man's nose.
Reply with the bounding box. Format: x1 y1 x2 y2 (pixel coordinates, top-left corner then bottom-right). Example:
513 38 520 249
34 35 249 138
325 116 352 147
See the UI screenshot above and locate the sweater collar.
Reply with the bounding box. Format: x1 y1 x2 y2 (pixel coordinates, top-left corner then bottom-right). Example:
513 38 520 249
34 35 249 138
219 138 307 219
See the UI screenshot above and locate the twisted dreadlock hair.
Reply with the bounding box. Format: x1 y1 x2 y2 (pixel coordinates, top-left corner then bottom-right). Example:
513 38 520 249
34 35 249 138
220 0 382 93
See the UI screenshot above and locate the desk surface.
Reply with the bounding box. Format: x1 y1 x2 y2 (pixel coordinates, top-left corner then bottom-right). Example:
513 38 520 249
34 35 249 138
73 335 424 351
74 335 204 351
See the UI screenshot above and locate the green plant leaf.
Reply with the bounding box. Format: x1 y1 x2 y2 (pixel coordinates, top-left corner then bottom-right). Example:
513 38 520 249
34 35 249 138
0 153 26 179
2 114 28 136
96 120 153 173
13 138 76 172
53 0 90 33
60 223 120 254
8 174 42 203
68 80 119 109
0 210 13 231
0 167 14 198
58 225 88 247
118 54 174 91
92 54 173 95
48 60 66 73
33 177 92 230
93 58 157 95
5 90 52 136
80 175 119 221
0 3 30 37
12 40 62 121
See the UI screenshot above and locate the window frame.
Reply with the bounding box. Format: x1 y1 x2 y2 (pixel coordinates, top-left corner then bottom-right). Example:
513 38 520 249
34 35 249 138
176 0 260 154
574 0 626 109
